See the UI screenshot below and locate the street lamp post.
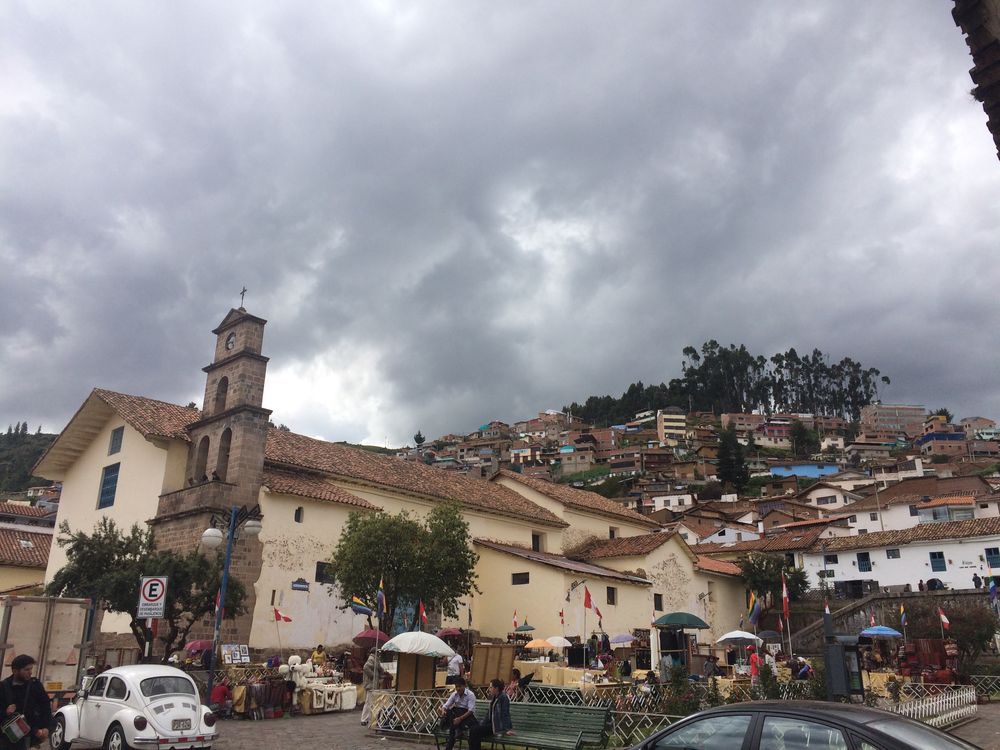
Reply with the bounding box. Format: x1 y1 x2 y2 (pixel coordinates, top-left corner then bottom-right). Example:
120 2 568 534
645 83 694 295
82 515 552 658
201 504 263 704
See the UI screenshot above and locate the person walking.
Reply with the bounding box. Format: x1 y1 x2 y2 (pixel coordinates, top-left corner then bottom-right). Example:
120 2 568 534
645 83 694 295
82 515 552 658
360 649 379 727
446 651 464 685
438 677 476 750
468 679 514 750
747 646 761 687
0 655 51 750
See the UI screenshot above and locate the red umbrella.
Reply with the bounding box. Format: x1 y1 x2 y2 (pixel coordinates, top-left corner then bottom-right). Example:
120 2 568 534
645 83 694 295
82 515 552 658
353 629 390 648
184 640 214 653
436 628 463 639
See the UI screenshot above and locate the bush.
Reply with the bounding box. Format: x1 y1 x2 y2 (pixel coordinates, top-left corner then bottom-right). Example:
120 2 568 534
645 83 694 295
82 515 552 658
704 677 723 708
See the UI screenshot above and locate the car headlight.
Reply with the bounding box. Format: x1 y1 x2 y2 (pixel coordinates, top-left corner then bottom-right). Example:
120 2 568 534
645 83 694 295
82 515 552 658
133 716 148 731
204 713 217 727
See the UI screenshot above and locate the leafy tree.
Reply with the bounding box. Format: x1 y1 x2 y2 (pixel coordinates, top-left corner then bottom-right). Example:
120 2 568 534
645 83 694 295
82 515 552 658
0 430 56 492
717 425 748 491
932 407 954 423
790 420 820 459
45 519 246 661
413 430 426 447
329 503 478 632
737 553 809 615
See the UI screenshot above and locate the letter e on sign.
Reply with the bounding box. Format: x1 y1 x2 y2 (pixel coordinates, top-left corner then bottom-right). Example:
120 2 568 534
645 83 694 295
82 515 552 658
138 576 168 618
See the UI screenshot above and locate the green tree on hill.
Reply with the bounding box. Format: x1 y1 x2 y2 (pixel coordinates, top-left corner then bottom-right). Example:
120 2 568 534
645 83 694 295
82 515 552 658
717 425 749 491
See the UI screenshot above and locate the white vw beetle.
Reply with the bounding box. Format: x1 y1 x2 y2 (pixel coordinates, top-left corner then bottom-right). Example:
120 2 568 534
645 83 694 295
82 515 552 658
51 665 219 750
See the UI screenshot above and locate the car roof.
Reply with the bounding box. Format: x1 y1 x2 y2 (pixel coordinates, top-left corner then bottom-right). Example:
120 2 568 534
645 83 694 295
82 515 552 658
696 700 899 725
99 665 194 680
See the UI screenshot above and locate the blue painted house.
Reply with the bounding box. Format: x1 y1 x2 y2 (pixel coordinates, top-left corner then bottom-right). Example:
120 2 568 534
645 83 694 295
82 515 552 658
769 462 841 479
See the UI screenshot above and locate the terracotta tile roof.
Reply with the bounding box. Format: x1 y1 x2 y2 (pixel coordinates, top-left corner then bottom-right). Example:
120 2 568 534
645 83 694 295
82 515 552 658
265 430 566 527
0 529 52 569
580 531 679 559
496 470 659 527
692 527 826 555
0 503 54 518
811 518 1000 553
774 515 851 529
849 489 993 513
93 389 200 440
475 539 650 584
917 495 976 509
262 469 377 510
695 556 742 577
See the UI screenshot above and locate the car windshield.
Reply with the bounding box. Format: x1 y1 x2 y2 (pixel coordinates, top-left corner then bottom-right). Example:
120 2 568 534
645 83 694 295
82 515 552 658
865 719 980 750
140 676 196 698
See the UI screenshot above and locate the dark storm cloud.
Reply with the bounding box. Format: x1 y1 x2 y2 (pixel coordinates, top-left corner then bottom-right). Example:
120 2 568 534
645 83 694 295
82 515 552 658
2 2 998 444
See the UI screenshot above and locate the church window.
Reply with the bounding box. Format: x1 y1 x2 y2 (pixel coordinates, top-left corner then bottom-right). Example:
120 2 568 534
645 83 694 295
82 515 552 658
216 429 232 482
108 426 124 455
654 593 663 611
214 377 229 414
194 436 210 480
294 507 304 523
512 572 529 585
606 586 617 605
98 463 120 509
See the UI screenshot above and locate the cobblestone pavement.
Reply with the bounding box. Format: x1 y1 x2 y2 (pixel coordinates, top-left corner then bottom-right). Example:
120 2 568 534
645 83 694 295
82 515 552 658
211 709 421 750
953 702 1000 749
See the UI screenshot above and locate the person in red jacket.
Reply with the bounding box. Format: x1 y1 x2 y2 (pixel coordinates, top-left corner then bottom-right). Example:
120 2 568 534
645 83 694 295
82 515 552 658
210 678 233 718
747 645 761 687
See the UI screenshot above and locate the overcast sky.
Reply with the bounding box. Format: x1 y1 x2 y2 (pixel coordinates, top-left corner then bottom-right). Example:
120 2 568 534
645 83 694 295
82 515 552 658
2 2 998 446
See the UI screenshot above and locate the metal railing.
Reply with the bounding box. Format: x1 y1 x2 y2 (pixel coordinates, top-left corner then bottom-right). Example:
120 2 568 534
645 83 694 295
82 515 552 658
971 674 1000 697
883 685 977 728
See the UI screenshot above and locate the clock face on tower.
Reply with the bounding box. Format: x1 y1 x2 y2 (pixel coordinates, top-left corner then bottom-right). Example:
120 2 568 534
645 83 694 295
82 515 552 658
225 333 237 351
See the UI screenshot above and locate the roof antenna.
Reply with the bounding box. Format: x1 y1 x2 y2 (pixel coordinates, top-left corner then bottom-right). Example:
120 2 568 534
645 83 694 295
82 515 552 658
239 286 248 308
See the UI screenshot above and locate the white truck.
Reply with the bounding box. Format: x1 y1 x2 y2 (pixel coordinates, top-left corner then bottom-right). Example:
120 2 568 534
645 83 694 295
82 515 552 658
0 595 92 691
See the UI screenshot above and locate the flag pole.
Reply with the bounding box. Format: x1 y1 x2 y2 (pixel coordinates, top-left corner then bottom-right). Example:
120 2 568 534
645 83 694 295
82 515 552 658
274 613 283 661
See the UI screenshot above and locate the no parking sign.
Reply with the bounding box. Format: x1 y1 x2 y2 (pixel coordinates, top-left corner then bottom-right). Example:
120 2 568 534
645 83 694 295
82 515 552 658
137 576 168 618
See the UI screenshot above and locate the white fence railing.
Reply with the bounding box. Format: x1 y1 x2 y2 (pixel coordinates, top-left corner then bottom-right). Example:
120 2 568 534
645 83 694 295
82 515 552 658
883 685 977 729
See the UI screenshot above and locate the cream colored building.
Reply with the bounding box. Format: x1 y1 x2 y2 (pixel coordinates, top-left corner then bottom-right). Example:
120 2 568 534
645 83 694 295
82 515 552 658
36 308 745 657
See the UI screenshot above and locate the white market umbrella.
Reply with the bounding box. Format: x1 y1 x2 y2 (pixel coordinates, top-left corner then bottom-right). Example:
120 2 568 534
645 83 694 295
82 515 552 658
716 630 763 646
381 631 456 658
546 636 572 648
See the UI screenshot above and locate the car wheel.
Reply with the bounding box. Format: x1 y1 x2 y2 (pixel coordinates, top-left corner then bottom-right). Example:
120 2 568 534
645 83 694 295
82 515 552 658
50 715 71 750
103 724 132 750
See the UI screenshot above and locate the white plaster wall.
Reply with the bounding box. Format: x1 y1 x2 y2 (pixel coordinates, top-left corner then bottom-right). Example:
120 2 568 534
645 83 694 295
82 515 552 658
803 536 1000 590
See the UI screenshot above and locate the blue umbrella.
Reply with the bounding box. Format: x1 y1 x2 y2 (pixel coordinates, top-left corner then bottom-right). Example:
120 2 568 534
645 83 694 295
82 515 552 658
860 625 902 638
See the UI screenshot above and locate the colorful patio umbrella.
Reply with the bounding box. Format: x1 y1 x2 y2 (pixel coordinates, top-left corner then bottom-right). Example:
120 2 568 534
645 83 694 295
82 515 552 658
524 638 553 649
436 627 463 638
757 630 782 641
514 623 536 632
184 640 213 653
860 626 903 639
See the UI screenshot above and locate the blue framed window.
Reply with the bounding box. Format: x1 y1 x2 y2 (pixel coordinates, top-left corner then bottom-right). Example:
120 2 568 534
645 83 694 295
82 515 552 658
857 552 872 572
929 551 946 572
986 548 1000 569
98 463 120 509
108 426 124 455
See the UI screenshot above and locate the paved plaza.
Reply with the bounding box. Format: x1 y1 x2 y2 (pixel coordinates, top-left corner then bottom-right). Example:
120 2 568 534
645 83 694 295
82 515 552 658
209 702 1000 750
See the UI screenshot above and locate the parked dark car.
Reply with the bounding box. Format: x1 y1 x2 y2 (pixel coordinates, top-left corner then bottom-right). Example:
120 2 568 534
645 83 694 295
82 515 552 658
628 701 981 750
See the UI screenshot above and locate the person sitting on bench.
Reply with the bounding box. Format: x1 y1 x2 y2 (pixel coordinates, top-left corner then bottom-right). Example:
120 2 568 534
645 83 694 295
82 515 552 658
438 676 477 750
468 678 514 750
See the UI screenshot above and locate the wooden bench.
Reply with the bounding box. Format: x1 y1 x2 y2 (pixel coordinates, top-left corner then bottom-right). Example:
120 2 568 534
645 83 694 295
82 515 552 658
434 699 610 750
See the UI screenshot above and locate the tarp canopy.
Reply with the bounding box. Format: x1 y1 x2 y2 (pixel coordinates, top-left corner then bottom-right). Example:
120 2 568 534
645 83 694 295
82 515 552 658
653 612 710 629
546 636 572 648
716 630 763 646
382 631 456 658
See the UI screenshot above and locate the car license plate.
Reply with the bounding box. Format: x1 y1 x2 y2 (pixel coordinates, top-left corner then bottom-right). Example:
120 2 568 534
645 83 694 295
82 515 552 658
172 719 192 731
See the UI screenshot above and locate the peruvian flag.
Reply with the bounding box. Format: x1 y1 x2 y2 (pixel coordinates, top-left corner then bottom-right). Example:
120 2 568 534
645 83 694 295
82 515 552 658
559 609 564 625
824 599 830 615
939 607 950 630
418 601 428 626
274 607 292 623
583 586 593 609
595 606 603 626
781 574 790 621
777 617 783 633
513 610 518 629
215 591 224 620
870 611 876 627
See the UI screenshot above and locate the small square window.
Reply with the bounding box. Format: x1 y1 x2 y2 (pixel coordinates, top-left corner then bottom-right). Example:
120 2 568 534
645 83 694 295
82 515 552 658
909 505 919 517
824 554 839 565
607 586 617 606
886 549 901 559
848 515 857 523
654 593 663 611
315 561 336 584
512 572 529 585
108 426 124 455
869 512 878 521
